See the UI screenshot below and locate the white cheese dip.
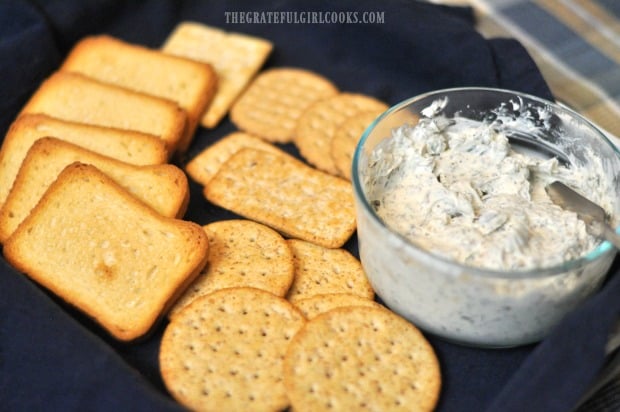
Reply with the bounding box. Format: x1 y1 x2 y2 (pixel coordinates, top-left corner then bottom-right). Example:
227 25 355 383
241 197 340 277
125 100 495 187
356 95 619 347
365 114 611 271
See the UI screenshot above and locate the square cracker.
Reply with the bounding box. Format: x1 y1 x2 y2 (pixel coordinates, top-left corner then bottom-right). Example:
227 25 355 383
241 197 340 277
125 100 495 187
204 148 356 248
162 22 273 128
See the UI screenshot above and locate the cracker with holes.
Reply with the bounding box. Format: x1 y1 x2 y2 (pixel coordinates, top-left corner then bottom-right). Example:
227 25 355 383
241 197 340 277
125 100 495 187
331 110 383 180
204 148 356 248
230 68 339 142
294 93 388 175
169 220 295 317
294 293 384 320
285 239 374 302
162 22 273 128
160 287 306 411
283 306 441 412
185 131 290 185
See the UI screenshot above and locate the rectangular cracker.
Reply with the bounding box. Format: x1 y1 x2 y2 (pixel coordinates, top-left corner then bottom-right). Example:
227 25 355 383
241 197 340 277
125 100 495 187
162 22 273 128
185 131 291 185
204 148 356 248
60 35 217 152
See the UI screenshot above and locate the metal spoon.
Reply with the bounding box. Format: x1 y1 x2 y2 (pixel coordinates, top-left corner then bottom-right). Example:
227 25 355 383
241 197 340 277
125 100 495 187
545 181 620 250
548 181 620 412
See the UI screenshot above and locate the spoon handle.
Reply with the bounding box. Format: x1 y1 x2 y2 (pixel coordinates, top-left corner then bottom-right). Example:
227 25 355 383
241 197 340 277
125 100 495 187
590 221 620 250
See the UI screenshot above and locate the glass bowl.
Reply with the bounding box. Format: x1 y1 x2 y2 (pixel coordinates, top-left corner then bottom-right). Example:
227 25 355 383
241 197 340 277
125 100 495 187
352 87 620 348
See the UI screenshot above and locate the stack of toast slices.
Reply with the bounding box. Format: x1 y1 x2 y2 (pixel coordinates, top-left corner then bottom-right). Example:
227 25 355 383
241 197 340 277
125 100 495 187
0 34 220 341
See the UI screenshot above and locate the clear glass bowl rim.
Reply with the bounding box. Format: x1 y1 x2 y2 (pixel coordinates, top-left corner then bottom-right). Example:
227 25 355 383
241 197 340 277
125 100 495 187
351 86 620 280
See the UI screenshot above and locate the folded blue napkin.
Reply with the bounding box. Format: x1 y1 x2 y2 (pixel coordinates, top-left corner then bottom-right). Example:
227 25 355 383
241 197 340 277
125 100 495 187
1 1 616 411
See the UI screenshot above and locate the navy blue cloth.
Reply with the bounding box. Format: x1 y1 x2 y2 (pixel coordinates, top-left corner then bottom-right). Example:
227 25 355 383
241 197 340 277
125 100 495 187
1 1 616 411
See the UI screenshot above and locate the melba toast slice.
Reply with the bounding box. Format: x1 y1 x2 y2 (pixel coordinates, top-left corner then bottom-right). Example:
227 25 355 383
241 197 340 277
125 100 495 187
19 71 187 153
61 35 217 151
0 114 168 207
3 163 209 341
204 148 356 248
0 137 189 242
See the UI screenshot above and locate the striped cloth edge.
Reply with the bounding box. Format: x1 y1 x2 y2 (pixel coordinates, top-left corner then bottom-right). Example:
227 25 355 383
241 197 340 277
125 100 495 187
464 0 620 146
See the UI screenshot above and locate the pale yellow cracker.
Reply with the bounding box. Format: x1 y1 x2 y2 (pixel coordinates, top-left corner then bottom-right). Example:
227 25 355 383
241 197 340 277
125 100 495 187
160 287 306 412
169 219 295 317
293 293 383 320
331 110 382 180
294 93 388 175
162 22 273 128
286 239 374 302
185 131 289 185
230 68 339 142
283 306 442 412
204 148 356 248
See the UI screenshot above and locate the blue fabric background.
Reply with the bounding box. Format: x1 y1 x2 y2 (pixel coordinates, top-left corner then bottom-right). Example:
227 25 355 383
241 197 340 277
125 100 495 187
1 1 617 411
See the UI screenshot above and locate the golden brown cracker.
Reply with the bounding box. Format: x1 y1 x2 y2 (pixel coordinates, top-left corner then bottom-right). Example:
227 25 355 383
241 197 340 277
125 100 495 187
0 138 189 243
283 306 441 412
0 114 168 209
185 131 288 185
169 219 294 317
294 293 383 320
230 68 339 142
160 287 306 412
294 93 388 175
204 148 356 248
162 22 273 128
19 71 187 154
3 163 209 341
61 34 217 153
331 110 382 180
286 239 374 302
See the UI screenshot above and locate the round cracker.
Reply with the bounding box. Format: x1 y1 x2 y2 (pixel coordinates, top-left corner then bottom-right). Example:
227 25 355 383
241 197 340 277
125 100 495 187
283 306 441 412
294 93 388 175
293 293 384 320
230 68 338 143
285 239 374 302
170 220 294 317
160 287 306 412
331 110 382 180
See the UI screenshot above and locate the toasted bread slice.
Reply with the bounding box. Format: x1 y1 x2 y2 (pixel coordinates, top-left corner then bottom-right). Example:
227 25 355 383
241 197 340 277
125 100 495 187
0 137 189 242
0 114 168 207
61 35 217 151
19 71 187 153
3 163 209 341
